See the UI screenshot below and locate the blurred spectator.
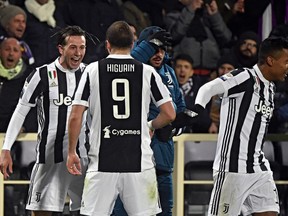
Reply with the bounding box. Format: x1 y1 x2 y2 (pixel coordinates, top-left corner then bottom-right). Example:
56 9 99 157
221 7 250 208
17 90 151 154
0 37 36 132
223 30 261 68
208 54 239 133
128 22 138 43
0 37 36 216
269 23 288 39
268 23 288 134
173 53 211 133
62 0 124 63
217 0 245 24
0 3 35 65
129 0 167 28
226 0 287 40
164 0 232 85
22 0 66 67
119 0 150 36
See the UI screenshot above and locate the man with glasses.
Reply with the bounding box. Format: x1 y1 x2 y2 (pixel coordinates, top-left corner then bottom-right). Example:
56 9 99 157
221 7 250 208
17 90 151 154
225 31 261 68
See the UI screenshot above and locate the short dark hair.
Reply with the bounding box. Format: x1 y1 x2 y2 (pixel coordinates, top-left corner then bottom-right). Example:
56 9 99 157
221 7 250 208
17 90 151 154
258 37 288 64
174 53 194 66
56 25 86 46
106 21 133 49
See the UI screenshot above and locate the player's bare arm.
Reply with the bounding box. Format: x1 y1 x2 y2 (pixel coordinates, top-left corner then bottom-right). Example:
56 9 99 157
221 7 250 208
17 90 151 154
67 105 87 175
151 101 176 129
0 150 13 179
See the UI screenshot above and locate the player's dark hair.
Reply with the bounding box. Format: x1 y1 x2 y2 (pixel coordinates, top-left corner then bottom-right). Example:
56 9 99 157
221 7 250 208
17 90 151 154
174 53 194 66
106 21 133 49
258 37 288 64
56 25 86 46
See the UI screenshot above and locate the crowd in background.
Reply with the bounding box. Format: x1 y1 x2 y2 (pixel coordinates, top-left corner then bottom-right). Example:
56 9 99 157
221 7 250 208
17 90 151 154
1 0 288 135
0 0 288 215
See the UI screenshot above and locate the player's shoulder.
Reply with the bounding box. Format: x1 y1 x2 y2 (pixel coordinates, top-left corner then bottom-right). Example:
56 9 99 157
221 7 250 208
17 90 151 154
219 67 250 81
142 63 156 73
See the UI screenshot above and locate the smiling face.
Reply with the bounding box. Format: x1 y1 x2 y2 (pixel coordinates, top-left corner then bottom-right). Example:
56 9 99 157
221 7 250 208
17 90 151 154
58 35 86 70
0 38 22 69
174 59 194 85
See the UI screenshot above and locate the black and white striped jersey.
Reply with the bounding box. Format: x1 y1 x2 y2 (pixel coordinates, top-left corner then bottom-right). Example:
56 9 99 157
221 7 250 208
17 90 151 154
19 59 88 164
214 65 274 173
73 54 172 172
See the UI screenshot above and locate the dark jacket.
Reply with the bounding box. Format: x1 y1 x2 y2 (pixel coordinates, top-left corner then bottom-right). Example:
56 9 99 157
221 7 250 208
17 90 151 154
164 7 232 70
22 5 66 67
0 62 37 132
131 40 186 172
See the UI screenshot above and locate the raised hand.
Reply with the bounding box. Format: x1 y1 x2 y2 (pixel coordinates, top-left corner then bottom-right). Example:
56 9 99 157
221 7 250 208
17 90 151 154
147 30 173 49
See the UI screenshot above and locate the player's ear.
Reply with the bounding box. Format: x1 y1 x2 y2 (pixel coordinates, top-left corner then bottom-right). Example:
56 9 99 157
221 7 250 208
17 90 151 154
266 56 274 66
58 45 64 55
106 40 111 53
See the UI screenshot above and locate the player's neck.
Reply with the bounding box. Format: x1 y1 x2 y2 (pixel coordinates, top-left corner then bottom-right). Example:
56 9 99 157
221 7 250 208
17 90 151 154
109 48 131 55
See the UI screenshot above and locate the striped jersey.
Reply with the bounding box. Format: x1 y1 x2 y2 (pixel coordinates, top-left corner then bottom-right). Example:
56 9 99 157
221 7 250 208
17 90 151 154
214 65 274 173
19 58 88 164
73 54 172 172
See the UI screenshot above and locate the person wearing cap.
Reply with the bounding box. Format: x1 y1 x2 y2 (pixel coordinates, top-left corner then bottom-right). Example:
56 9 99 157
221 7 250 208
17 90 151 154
0 3 35 65
0 4 26 39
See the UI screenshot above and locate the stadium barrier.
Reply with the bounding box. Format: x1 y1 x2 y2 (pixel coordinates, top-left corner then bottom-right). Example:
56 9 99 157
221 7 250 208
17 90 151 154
0 133 288 216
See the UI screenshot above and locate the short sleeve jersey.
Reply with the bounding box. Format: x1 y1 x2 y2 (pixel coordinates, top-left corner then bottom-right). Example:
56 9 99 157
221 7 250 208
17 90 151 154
73 54 172 172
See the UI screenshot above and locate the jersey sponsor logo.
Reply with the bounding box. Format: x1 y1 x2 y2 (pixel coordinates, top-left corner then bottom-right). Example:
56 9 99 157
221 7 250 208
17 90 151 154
103 125 111 138
103 125 141 138
223 203 229 214
53 93 73 106
254 100 273 118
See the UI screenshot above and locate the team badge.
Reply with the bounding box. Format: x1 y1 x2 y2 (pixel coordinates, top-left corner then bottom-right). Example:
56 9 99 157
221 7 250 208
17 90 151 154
223 203 229 214
35 192 41 203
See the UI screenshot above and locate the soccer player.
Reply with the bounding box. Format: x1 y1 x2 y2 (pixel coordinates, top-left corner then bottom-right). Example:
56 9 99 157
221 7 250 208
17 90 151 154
66 20 176 216
0 25 89 216
190 37 288 216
